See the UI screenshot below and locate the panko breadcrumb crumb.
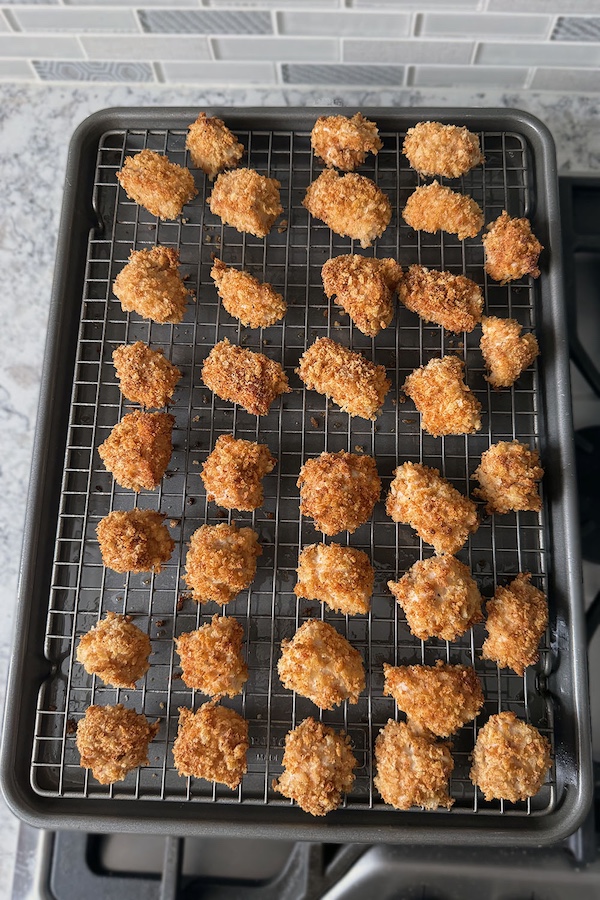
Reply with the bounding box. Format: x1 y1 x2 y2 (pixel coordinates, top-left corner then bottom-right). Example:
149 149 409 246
403 121 483 179
116 148 197 220
404 356 482 436
482 573 548 676
112 342 182 409
201 434 276 511
211 258 286 329
303 168 391 249
77 611 151 689
311 112 382 172
470 711 551 803
172 702 249 789
202 339 290 416
480 316 539 389
473 440 543 515
273 717 358 816
175 614 248 698
402 180 483 241
186 111 244 180
483 211 542 283
294 543 374 616
374 719 454 810
298 450 381 536
321 254 402 337
208 168 282 238
76 704 159 785
399 265 483 333
278 619 365 709
96 509 174 574
113 246 191 324
386 462 478 555
98 410 174 492
183 523 261 606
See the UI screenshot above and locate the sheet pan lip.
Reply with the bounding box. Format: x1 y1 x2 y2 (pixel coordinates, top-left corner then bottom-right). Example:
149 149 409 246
0 105 592 844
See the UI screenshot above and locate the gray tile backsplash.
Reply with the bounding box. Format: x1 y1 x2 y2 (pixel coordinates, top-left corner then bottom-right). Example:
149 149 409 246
417 13 552 39
33 59 154 81
9 7 137 31
282 63 405 85
552 16 600 42
344 38 474 64
278 11 410 38
138 9 272 35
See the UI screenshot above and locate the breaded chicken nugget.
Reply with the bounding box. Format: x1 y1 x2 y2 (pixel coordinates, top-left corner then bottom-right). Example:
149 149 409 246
386 462 478 555
278 619 365 709
303 169 391 249
321 254 402 337
383 660 484 738
96 509 174 574
404 356 482 437
183 523 261 606
116 148 197 220
483 211 542 283
173 702 248 789
473 440 543 515
175 614 248 698
374 720 454 810
211 258 286 329
77 611 151 689
273 718 358 816
297 337 390 421
311 112 383 172
201 434 276 511
470 711 551 803
208 168 282 238
403 121 483 179
294 543 374 616
202 339 290 416
186 111 244 180
388 555 483 642
112 342 182 409
399 265 483 333
482 573 548 676
402 181 483 241
98 410 173 492
76 704 160 785
480 316 539 389
113 246 191 325
298 451 381 536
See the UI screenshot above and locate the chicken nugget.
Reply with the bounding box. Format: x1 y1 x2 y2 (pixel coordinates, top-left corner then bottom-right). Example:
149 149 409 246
77 611 151 689
211 258 286 329
388 555 483 642
173 702 249 790
298 450 381 536
112 342 182 409
404 356 482 437
273 718 358 816
473 440 543 515
383 660 484 738
386 462 478 555
278 619 365 709
183 523 261 606
483 211 542 283
403 121 483 179
202 339 290 416
175 614 248 698
480 316 539 389
399 265 483 333
201 434 276 511
294 543 374 616
470 711 551 803
76 704 160 785
303 169 391 249
297 337 390 421
186 111 244 179
208 168 282 238
402 180 483 241
112 246 191 324
374 720 454 810
96 509 174 574
482 573 548 676
321 254 402 337
311 112 383 172
116 148 197 220
98 410 173 492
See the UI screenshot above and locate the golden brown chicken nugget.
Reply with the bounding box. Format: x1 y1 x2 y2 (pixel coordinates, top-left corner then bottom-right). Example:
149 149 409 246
175 614 248 698
112 246 191 324
470 711 551 803
399 265 483 333
311 112 383 172
77 611 151 689
321 254 402 337
201 434 276 511
202 339 290 416
374 720 454 810
98 410 173 492
295 543 374 616
96 509 174 574
402 180 483 241
76 704 160 785
403 121 483 179
303 168 391 249
172 702 249 789
480 316 539 389
112 341 182 409
186 111 244 179
481 573 548 676
208 168 282 238
183 523 261 606
298 451 381 536
211 258 286 329
404 356 482 437
473 440 543 515
483 211 542 283
116 148 197 220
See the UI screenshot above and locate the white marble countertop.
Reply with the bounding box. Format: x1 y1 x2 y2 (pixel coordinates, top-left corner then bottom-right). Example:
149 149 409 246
0 82 598 894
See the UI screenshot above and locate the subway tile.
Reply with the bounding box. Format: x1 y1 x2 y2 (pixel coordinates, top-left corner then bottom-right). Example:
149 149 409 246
278 10 409 37
349 0 480 7
33 59 154 81
161 60 276 83
0 34 83 57
63 0 199 6
530 66 600 90
552 16 600 42
2 0 58 4
206 0 341 6
212 36 338 62
10 8 138 32
282 62 404 85
488 0 600 12
418 13 551 40
476 40 600 67
80 35 211 61
408 64 528 88
0 58 34 78
344 39 473 64
138 9 272 35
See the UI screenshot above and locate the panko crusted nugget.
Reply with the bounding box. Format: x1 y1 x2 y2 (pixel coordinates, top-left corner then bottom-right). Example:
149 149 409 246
211 258 286 329
480 316 539 389
294 543 374 616
186 111 244 179
113 246 191 324
482 573 548 676
278 619 365 709
473 440 543 515
175 614 248 698
183 523 261 606
208 168 282 238
77 612 151 689
403 121 483 179
386 462 478 556
273 718 358 816
374 720 454 810
298 451 381 536
470 711 551 803
311 112 383 172
303 168 391 249
483 211 542 283
96 509 174 574
202 339 290 416
297 337 390 421
76 704 160 785
98 410 174 492
201 434 276 511
399 265 483 334
321 254 402 337
402 180 483 241
112 341 182 409
172 702 249 790
404 356 482 436
116 148 197 220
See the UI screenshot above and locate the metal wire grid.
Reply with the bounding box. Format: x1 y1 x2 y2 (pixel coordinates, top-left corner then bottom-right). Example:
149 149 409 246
31 120 554 819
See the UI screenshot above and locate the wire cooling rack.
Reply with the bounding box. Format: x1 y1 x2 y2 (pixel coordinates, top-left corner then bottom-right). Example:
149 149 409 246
31 118 553 818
